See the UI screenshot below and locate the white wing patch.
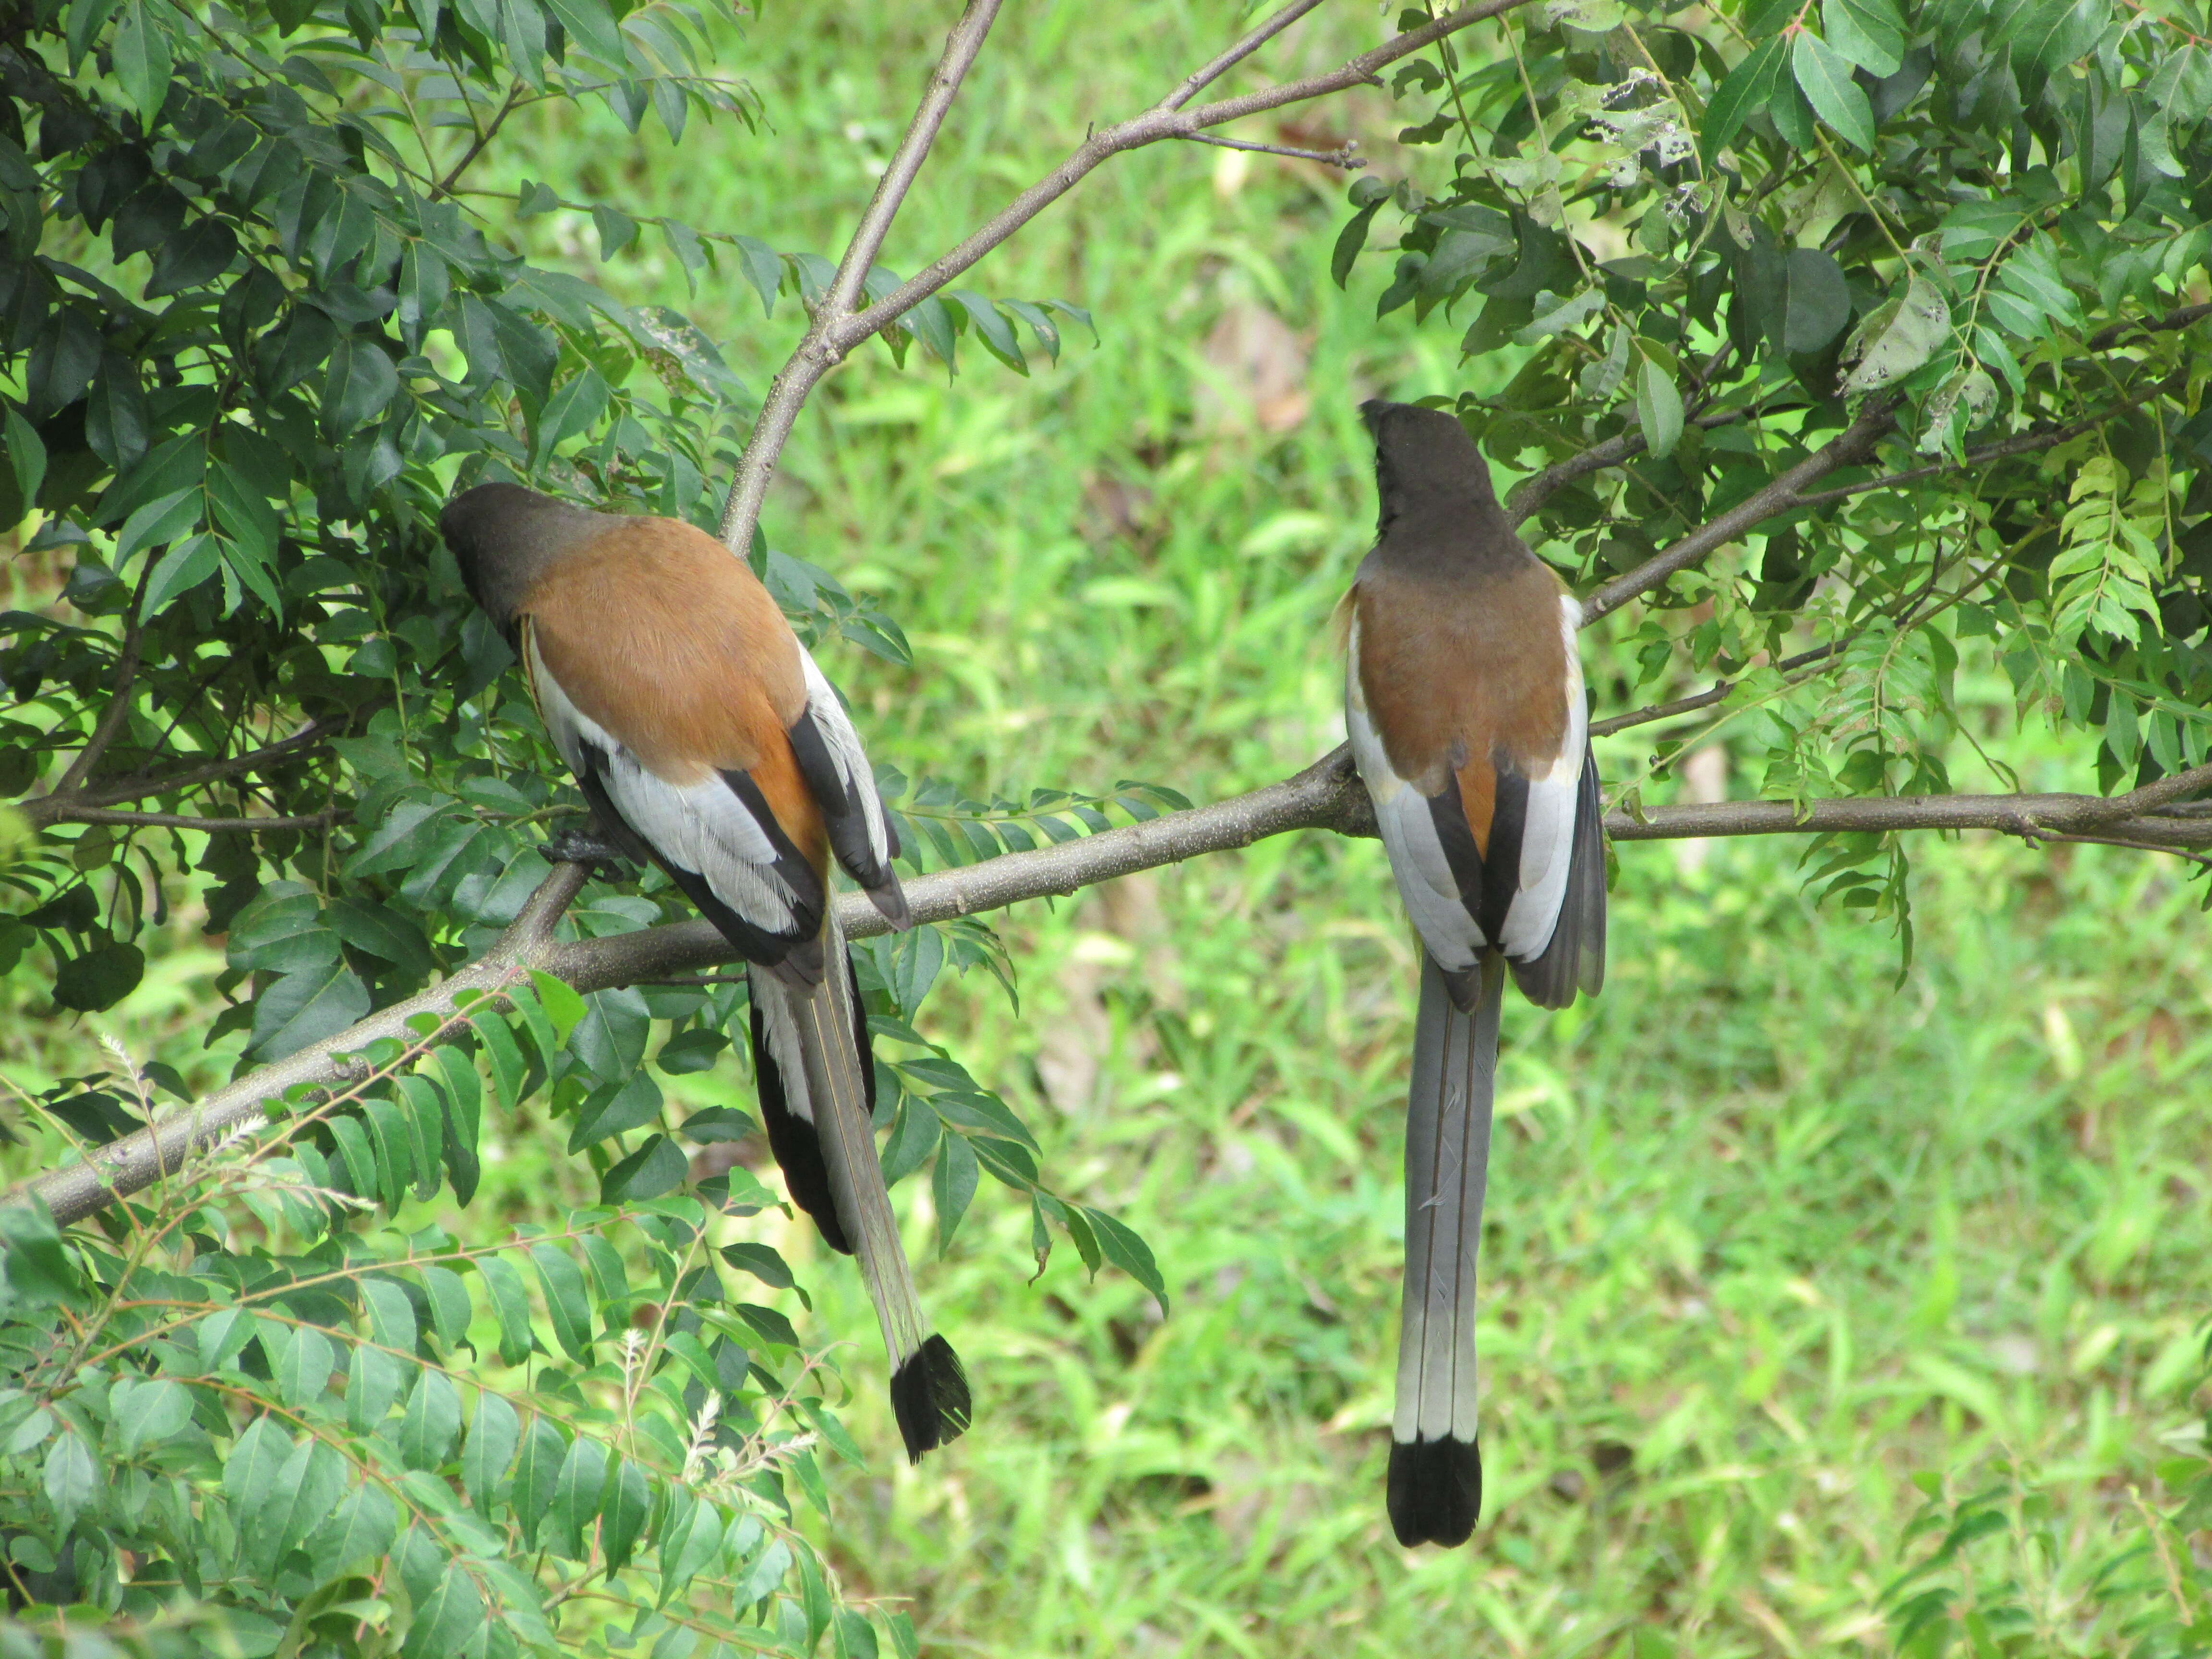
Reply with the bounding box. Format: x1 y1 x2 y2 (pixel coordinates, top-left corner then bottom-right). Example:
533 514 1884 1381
528 636 802 937
1496 591 1588 961
1347 618 1486 974
797 645 892 871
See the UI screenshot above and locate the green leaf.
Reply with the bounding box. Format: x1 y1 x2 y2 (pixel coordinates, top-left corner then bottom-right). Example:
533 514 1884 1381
473 1011 529 1109
570 1072 663 1151
399 1552 485 1659
510 1416 566 1547
420 1264 472 1352
1636 355 1684 460
251 959 371 1059
3 403 46 516
275 1321 337 1407
119 485 209 568
322 337 400 437
601 1457 650 1573
398 1369 462 1469
112 0 173 123
540 0 626 61
734 235 781 317
223 1416 293 1523
253 1437 346 1572
114 1378 191 1454
530 1244 594 1361
1083 1205 1170 1315
1821 0 1904 77
307 1482 398 1581
478 1254 535 1365
460 1391 519 1508
1781 248 1852 354
347 1345 406 1432
948 290 1025 375
656 1028 729 1075
325 898 436 975
546 1432 609 1560
1842 271 1951 393
1793 32 1877 151
43 1430 97 1532
718 1241 793 1289
932 1134 978 1256
527 969 586 1046
601 1133 688 1202
1703 36 1790 161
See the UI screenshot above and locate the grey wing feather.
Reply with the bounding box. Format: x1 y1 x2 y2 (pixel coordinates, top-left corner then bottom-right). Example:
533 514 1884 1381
1507 744 1606 1009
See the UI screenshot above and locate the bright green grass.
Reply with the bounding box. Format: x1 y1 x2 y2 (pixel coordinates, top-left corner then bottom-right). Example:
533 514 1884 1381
12 4 2211 1654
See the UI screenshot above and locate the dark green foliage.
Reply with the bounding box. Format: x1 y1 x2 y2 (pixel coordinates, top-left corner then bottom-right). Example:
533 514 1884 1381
1345 0 2212 940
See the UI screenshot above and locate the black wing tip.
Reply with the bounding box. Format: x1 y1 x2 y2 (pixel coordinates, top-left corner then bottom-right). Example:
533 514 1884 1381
890 1333 973 1464
1388 1435 1482 1548
869 880 913 932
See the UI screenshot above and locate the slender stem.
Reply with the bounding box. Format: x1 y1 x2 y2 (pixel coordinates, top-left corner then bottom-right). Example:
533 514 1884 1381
431 83 521 202
714 0 1006 554
1179 132 1365 168
1162 0 1331 110
51 559 155 799
29 808 339 832
717 0 1541 566
1581 396 1901 623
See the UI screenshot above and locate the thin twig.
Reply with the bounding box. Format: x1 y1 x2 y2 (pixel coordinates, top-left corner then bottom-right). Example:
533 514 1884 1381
1163 0 1331 110
19 714 352 830
1582 396 1903 623
50 560 155 799
1179 132 1365 168
715 0 1006 554
1589 641 1843 737
714 0 1542 561
31 808 339 833
431 83 522 201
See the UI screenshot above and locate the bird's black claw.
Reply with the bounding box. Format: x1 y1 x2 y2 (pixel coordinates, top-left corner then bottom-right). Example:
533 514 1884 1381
541 829 634 873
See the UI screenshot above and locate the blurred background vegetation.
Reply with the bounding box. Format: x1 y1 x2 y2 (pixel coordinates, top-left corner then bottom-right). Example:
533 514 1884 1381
7 1 2212 1655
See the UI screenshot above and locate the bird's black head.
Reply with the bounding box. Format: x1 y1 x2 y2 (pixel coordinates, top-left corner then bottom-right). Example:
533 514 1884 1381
1361 400 1499 533
439 481 603 638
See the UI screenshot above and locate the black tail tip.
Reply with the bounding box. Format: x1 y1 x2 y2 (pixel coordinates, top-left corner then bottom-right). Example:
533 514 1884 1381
1388 1435 1481 1547
890 1334 972 1464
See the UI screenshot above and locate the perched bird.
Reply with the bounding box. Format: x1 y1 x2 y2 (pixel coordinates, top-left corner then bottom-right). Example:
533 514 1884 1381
1341 402 1607 1547
441 482 971 1463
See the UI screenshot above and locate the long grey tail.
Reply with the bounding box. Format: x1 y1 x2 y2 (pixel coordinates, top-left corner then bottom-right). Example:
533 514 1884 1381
1388 948 1503 1548
746 910 971 1463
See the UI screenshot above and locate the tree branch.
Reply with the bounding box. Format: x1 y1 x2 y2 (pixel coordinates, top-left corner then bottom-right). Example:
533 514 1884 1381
714 0 1538 560
18 716 349 830
1178 132 1365 168
48 560 154 801
715 0 1005 554
24 808 338 833
27 750 2210 1228
1581 396 1901 623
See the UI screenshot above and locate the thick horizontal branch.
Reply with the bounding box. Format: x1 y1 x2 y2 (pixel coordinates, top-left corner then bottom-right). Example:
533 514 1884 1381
26 749 2211 1227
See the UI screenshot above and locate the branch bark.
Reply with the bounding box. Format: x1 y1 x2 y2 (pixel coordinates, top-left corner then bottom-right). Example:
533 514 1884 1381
1581 396 1901 623
20 715 350 830
25 749 2209 1227
714 0 1538 560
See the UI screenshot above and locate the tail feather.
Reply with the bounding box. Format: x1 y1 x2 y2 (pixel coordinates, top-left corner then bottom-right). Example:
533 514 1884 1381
748 911 971 1464
1390 949 1503 1548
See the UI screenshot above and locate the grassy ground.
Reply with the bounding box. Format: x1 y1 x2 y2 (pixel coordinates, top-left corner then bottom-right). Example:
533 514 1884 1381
11 3 2212 1654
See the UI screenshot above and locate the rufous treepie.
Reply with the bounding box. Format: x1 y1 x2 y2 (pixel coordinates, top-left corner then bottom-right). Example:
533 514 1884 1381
1341 402 1607 1547
442 482 972 1463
